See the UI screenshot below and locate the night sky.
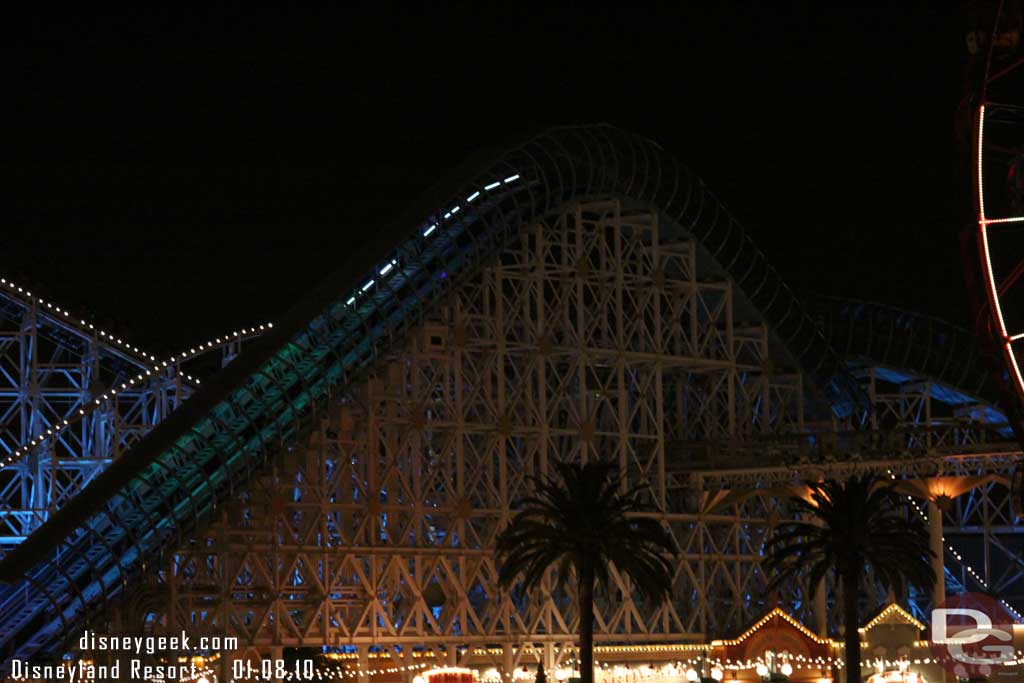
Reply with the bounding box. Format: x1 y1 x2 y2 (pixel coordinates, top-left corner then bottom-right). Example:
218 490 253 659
5 3 970 354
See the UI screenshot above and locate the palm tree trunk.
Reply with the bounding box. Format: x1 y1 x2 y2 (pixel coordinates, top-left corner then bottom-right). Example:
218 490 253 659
841 567 861 683
578 561 595 683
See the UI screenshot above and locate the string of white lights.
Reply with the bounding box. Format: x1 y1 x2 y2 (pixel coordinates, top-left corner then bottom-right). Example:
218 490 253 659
0 323 271 470
169 645 1024 683
1 275 158 362
348 174 521 306
278 660 432 680
887 469 1024 622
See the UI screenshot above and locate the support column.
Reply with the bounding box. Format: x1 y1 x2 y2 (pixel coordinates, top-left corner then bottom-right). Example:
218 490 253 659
220 650 235 683
928 498 946 607
358 645 370 683
544 643 555 677
402 646 416 683
446 645 458 667
271 647 283 683
503 644 515 682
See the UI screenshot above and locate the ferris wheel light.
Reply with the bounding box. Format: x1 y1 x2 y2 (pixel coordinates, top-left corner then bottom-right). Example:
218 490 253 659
781 662 793 676
978 104 987 220
756 664 769 676
980 224 1009 337
685 668 699 681
982 215 1024 224
978 98 1024 396
711 668 724 680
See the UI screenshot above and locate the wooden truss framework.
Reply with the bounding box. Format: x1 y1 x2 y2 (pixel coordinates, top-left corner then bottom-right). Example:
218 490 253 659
7 128 1019 682
150 201 867 661
150 203 803 649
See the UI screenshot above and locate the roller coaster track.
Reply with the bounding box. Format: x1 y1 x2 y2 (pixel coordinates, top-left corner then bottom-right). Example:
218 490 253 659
668 298 1018 483
0 126 1019 663
0 125 859 663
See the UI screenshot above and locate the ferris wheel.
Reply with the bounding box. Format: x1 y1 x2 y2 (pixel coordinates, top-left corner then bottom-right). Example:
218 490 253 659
970 1 1024 400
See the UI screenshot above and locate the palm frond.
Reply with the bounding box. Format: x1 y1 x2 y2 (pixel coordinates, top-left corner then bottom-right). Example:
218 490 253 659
495 458 675 602
761 473 935 616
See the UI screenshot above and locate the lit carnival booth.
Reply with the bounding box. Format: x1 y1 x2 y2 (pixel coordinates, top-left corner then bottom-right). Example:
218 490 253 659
422 667 479 683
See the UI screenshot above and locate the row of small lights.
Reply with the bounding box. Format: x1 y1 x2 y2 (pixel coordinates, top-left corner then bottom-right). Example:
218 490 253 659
437 612 924 671
594 645 709 654
344 174 521 308
710 607 832 646
278 660 432 680
887 469 1024 621
137 645 1024 683
0 323 272 471
1 275 157 362
434 650 1024 678
500 660 819 680
500 649 1010 674
529 655 832 674
498 663 710 682
863 653 1022 668
481 644 833 660
858 603 926 633
324 652 441 660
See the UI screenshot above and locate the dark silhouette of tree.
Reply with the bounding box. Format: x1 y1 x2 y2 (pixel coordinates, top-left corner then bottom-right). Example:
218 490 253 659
495 459 675 683
763 475 935 680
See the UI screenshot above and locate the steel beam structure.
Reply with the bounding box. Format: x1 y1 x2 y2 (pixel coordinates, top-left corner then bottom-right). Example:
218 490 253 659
0 279 265 549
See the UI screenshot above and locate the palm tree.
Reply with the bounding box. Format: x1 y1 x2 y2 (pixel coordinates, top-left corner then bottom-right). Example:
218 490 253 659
763 475 935 681
495 459 675 683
